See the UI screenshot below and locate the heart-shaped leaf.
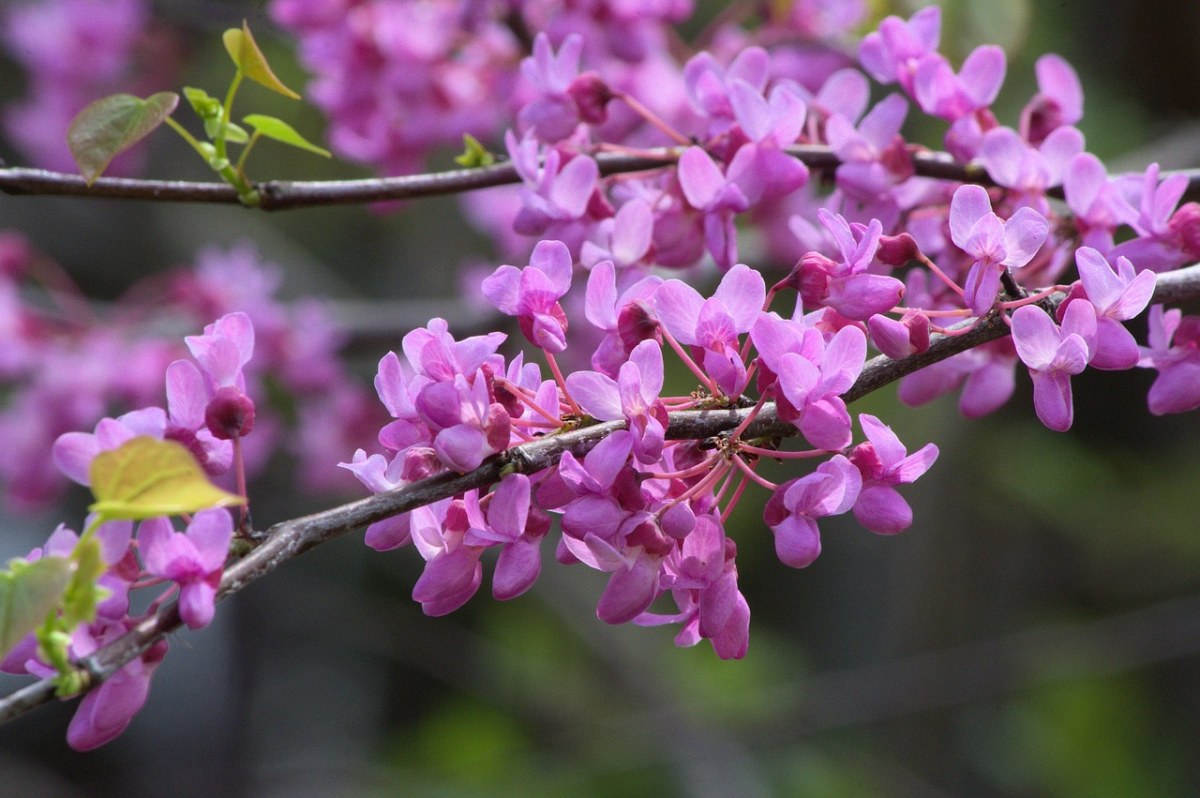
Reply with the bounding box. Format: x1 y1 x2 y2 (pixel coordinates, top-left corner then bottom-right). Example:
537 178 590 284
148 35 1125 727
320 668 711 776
243 114 330 157
67 92 179 184
0 556 71 658
88 437 245 521
223 22 301 99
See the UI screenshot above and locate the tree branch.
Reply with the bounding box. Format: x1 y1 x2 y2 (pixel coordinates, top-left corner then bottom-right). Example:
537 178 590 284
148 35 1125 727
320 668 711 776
7 146 1198 209
4 263 1199 726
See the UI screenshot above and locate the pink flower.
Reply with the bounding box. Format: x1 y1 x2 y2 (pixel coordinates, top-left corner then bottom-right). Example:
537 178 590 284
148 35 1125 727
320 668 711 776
482 239 574 353
849 414 939 535
949 184 1048 315
1011 301 1097 431
138 509 233 630
763 455 862 568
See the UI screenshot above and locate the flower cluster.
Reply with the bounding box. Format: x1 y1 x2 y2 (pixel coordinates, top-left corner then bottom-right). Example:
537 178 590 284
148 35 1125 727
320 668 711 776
3 312 263 750
0 236 378 511
342 248 940 659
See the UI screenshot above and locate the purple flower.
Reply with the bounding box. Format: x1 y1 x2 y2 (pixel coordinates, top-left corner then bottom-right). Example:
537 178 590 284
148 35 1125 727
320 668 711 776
977 125 1084 213
65 621 168 751
582 259 662 377
849 414 939 535
653 263 765 396
463 474 547 601
482 239 574 353
859 6 942 95
1138 305 1200 415
1011 300 1097 431
566 339 668 463
1020 54 1084 146
518 33 585 142
138 509 233 630
949 184 1049 315
508 131 599 247
725 80 809 204
1063 246 1155 370
1063 153 1138 253
791 210 905 320
763 455 862 568
826 94 912 200
913 46 1006 122
676 146 750 269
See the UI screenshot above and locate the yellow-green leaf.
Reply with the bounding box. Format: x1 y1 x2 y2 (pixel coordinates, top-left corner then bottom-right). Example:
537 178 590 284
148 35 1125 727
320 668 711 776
0 556 71 658
67 92 179 184
88 437 245 520
455 133 495 167
223 22 301 100
243 114 330 157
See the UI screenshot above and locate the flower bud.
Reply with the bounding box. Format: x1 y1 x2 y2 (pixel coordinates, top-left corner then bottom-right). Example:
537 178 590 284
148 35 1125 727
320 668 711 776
567 72 613 124
204 386 255 440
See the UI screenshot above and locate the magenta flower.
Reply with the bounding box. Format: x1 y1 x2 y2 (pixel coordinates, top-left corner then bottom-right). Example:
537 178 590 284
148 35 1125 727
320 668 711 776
977 125 1084 213
185 312 257 439
518 33 585 142
913 46 1006 122
683 47 769 134
64 622 168 751
482 239 574 353
1111 163 1196 272
849 414 939 535
826 93 912 200
508 131 599 246
725 80 809 204
410 498 484 616
1138 305 1200 415
763 455 862 568
1020 54 1084 145
949 184 1049 315
792 209 905 320
1065 246 1156 370
582 259 662 377
859 6 942 95
772 325 867 450
138 509 233 630
566 339 668 463
653 263 765 396
676 145 750 269
1011 300 1097 431
1063 153 1138 253
463 474 547 600
580 198 655 271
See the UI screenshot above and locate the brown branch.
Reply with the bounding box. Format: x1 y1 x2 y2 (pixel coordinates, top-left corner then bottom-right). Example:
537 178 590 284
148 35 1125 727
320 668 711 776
4 263 1199 725
13 147 1197 209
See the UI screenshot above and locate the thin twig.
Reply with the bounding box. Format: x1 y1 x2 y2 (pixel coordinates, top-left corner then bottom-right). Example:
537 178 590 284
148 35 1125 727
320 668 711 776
10 147 1198 209
3 264 1198 725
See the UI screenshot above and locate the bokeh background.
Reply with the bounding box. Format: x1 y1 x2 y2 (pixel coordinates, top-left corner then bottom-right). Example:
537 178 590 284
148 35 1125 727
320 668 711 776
2 0 1200 795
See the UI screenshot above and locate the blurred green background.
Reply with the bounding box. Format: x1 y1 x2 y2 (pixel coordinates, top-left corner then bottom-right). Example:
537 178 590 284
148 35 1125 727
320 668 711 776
2 0 1200 796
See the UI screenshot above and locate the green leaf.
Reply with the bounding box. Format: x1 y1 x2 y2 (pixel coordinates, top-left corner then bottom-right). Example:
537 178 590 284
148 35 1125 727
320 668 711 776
88 437 245 521
455 133 495 167
223 22 301 100
222 122 250 145
60 537 104 631
242 114 330 157
182 86 221 120
0 556 71 658
67 92 179 184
